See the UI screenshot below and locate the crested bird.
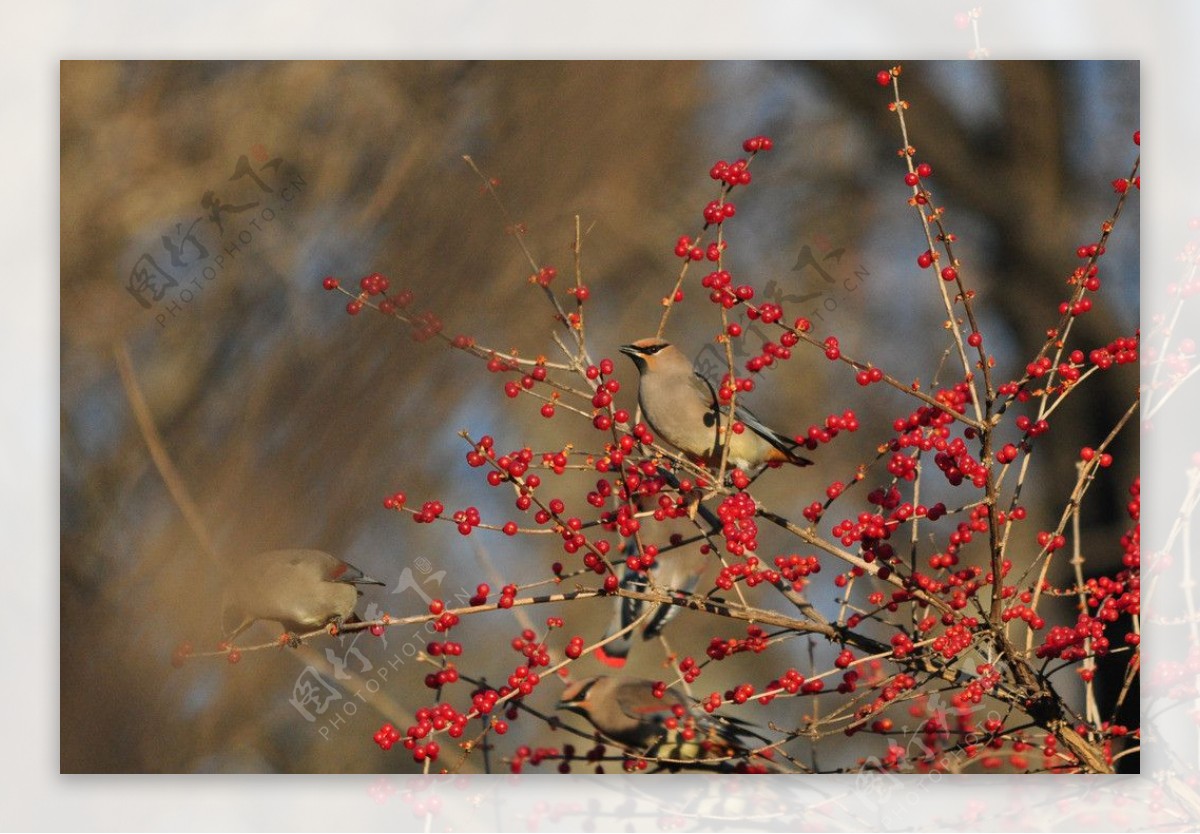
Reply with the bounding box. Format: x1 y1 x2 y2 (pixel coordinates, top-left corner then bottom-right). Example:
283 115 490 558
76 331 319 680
557 675 774 771
594 535 708 668
619 337 812 477
221 549 385 642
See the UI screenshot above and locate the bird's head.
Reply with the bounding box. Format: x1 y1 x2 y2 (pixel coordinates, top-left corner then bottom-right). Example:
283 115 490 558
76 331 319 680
619 337 675 373
557 676 602 715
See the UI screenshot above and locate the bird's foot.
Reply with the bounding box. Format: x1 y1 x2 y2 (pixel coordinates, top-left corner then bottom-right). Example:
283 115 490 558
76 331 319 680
279 631 302 648
327 616 346 636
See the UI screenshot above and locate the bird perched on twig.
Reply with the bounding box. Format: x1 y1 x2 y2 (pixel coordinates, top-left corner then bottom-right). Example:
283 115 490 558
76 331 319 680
557 675 776 771
221 549 385 642
594 535 707 667
620 337 813 478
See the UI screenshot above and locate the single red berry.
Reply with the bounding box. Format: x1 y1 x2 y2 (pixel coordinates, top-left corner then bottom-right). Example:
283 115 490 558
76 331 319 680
917 251 934 269
540 404 556 419
941 266 958 282
916 162 933 178
904 172 919 187
876 70 892 86
967 332 982 347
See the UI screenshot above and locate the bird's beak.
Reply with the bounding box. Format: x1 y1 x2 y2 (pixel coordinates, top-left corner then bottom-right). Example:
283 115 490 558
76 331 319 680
619 344 640 358
338 563 386 586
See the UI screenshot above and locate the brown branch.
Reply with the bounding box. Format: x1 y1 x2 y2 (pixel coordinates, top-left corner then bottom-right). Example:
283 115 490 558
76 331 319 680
114 342 217 563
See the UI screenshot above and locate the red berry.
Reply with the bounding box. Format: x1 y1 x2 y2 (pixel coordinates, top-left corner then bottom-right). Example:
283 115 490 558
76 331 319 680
941 266 958 282
876 70 892 86
916 163 933 178
322 277 339 291
917 251 933 269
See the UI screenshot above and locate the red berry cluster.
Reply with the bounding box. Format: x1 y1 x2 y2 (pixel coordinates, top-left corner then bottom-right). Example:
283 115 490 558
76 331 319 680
701 269 755 309
678 655 701 684
509 628 551 670
531 266 557 287
933 435 987 488
930 621 974 660
508 745 564 775
716 493 759 556
426 638 463 659
714 554 786 590
800 410 860 455
451 506 482 536
1002 598 1047 630
411 500 445 524
705 625 770 660
709 159 752 187
727 683 757 704
773 553 821 592
889 632 915 659
702 199 737 225
1088 334 1139 369
759 668 807 703
832 510 895 554
423 663 459 689
1036 613 1110 661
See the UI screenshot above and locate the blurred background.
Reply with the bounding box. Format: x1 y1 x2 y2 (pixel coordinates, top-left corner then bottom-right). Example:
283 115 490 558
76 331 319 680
61 60 1139 773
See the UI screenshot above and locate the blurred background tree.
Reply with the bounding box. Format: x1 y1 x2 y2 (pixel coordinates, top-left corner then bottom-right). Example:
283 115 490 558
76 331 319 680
60 60 1138 773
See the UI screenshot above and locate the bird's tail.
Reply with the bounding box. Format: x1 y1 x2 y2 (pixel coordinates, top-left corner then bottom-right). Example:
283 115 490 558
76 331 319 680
594 538 642 668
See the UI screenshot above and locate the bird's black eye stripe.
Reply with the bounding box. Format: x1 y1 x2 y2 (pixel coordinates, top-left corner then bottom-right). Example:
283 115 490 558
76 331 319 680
573 679 597 703
641 343 667 355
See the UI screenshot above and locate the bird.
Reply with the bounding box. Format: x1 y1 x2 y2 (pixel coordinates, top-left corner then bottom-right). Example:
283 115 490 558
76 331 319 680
619 337 813 477
557 675 774 771
594 535 708 668
221 549 385 642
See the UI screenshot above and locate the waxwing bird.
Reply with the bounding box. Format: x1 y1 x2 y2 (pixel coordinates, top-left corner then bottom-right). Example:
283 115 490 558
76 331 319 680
221 549 385 641
595 535 708 668
620 337 812 477
557 676 774 771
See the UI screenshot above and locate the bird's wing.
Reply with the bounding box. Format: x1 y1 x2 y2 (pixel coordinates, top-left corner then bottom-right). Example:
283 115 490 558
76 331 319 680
691 371 813 466
615 684 684 723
